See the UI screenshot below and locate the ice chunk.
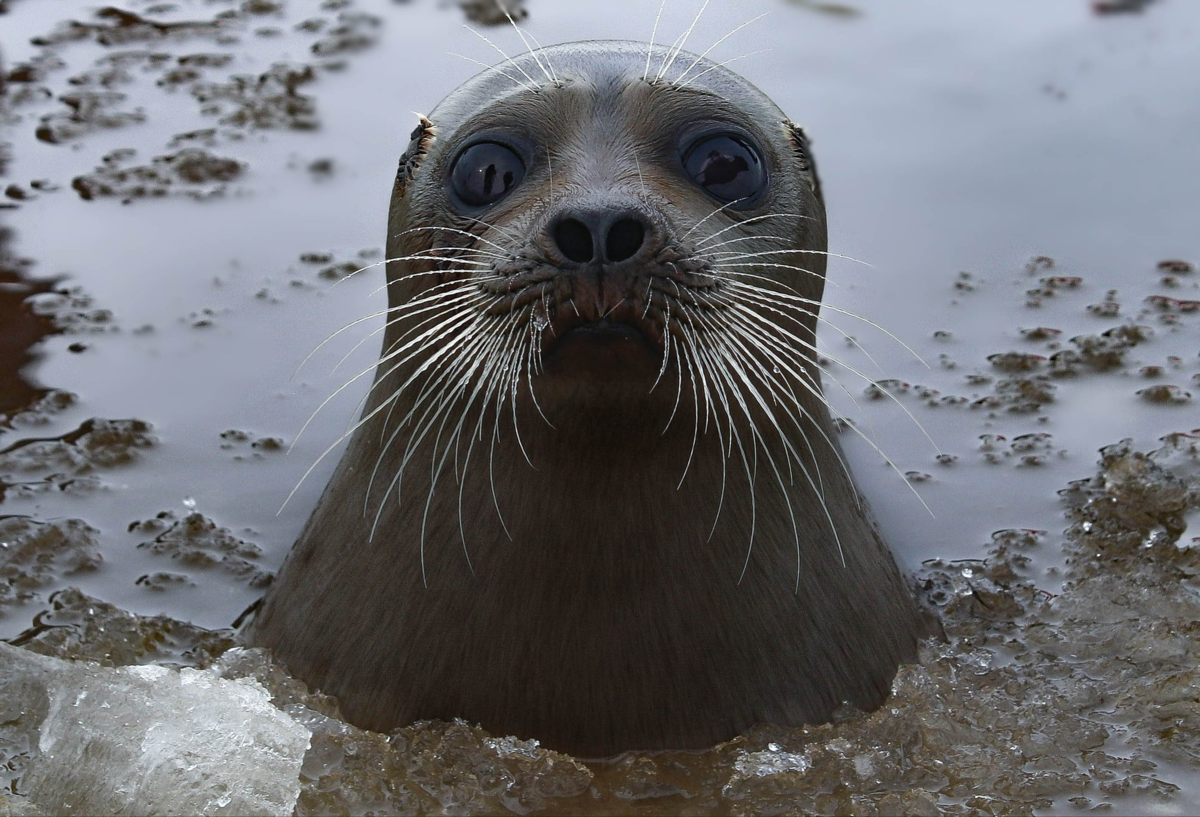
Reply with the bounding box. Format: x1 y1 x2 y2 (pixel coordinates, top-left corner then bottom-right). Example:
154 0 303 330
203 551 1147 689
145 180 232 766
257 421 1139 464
732 746 812 778
0 643 309 816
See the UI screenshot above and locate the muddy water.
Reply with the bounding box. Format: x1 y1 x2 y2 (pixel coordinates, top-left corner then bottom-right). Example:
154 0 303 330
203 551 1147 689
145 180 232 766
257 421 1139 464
2 0 1199 813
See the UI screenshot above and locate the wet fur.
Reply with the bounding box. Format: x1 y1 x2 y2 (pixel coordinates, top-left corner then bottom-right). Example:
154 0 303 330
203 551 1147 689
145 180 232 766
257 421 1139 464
246 41 922 757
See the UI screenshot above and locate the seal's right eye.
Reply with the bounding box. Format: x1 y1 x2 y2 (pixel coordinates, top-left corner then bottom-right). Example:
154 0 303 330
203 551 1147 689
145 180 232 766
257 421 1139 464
681 133 767 207
449 142 525 208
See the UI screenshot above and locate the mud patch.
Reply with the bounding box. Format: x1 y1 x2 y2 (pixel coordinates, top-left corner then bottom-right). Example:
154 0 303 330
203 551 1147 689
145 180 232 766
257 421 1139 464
0 417 155 499
0 519 101 612
8 586 235 666
131 510 273 588
71 147 243 201
35 89 146 144
458 0 528 27
218 428 284 461
30 7 228 48
4 0 386 204
192 62 319 130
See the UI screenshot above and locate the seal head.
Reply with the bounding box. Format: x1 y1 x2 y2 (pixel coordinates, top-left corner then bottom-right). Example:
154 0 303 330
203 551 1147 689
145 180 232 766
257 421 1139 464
247 40 922 757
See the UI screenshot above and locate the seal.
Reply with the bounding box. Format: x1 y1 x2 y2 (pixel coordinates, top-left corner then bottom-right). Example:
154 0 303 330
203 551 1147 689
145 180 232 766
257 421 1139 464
245 40 924 757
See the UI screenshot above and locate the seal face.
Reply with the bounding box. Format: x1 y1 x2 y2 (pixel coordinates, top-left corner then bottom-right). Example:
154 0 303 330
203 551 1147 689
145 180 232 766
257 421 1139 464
247 40 923 757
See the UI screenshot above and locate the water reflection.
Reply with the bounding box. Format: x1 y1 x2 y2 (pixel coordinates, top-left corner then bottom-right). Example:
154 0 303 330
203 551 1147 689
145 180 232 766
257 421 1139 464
0 151 57 423
785 0 862 19
1092 0 1162 14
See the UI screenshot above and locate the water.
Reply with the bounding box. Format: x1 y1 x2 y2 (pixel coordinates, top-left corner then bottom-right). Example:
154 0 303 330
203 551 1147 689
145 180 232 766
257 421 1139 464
2 0 1199 813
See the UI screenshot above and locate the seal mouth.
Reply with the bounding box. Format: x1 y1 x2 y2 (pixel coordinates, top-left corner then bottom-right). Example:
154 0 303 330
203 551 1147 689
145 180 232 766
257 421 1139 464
556 316 652 345
541 316 663 379
559 321 646 343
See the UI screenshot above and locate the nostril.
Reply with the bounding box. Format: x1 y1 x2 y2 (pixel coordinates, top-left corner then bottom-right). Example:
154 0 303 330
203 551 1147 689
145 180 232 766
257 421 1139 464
554 218 594 263
605 218 645 263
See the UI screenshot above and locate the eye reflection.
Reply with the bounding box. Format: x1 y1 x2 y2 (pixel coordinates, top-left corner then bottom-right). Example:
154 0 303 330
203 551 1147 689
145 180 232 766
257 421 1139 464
449 142 525 208
682 134 766 205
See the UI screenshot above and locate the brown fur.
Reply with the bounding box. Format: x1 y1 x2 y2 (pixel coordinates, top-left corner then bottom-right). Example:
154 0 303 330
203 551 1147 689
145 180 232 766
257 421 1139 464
245 41 922 757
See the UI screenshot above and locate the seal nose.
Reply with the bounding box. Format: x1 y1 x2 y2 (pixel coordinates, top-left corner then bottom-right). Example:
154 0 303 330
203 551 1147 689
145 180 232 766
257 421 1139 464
551 209 651 265
554 218 594 263
605 218 645 263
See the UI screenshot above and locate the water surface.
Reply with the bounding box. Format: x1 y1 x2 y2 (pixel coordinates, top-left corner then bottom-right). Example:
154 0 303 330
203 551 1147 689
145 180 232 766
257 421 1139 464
2 0 1199 813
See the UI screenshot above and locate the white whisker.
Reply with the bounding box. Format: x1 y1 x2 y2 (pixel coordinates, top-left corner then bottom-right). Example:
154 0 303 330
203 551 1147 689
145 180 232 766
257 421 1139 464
677 50 770 91
644 0 669 82
657 0 714 83
447 51 535 93
462 25 540 90
695 212 815 248
391 224 512 256
709 247 872 268
712 260 832 286
494 0 555 86
672 12 769 87
723 277 929 367
680 199 749 241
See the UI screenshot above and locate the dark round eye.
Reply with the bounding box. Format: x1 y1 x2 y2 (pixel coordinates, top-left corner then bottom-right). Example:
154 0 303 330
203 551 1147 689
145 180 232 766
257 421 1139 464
681 134 767 206
449 142 525 208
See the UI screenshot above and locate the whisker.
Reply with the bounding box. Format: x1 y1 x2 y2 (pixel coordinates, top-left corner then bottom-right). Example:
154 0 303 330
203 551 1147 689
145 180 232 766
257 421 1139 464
460 213 521 243
675 325 730 538
450 322 529 557
721 307 937 518
695 213 815 248
709 247 872 268
723 277 929 367
680 199 751 241
508 14 560 86
687 334 754 545
391 224 512 256
676 50 770 91
331 286 485 376
447 51 535 93
672 11 769 87
723 290 878 401
287 293 491 462
368 319 520 580
488 324 532 538
295 275 472 377
494 0 555 86
714 310 855 496
276 305 481 517
711 260 832 287
324 249 498 295
415 319 529 574
684 326 818 580
462 25 540 90
524 311 553 427
644 0 669 82
671 337 703 488
657 0 714 83
698 232 791 252
369 311 514 508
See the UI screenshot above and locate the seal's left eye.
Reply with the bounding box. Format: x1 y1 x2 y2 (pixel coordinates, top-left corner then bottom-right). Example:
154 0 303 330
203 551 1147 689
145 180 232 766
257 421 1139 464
450 142 525 208
681 134 766 206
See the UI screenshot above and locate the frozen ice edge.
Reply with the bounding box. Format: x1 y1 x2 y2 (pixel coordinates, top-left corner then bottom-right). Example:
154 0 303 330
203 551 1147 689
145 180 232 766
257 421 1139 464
0 642 310 816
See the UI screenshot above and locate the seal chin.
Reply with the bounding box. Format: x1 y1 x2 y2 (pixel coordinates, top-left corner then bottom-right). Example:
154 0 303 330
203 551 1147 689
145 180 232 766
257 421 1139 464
541 320 663 381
